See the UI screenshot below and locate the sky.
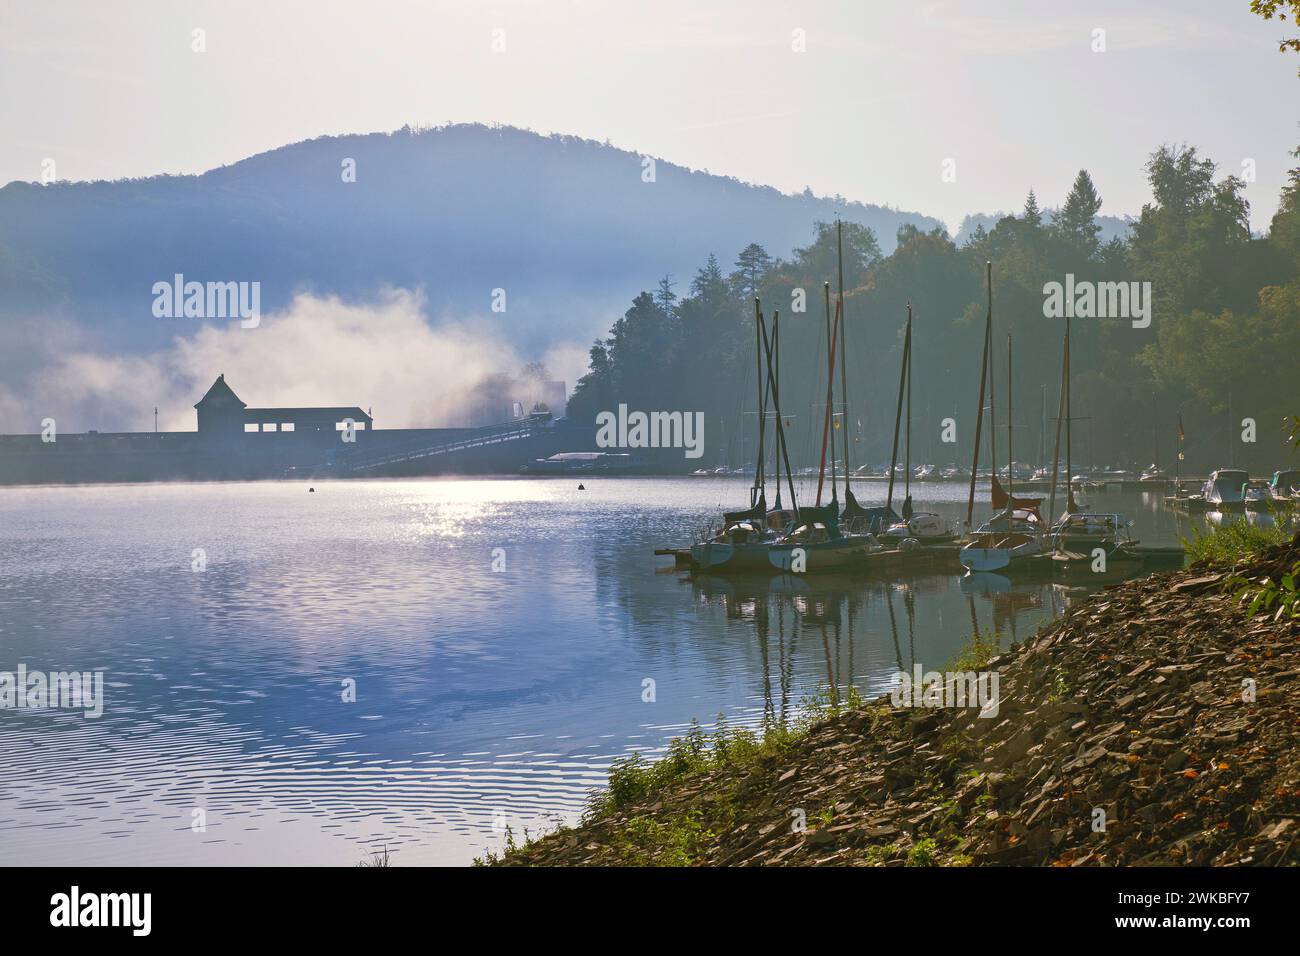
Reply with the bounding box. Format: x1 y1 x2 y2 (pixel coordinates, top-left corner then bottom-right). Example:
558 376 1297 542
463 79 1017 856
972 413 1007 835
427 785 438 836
1 0 1297 233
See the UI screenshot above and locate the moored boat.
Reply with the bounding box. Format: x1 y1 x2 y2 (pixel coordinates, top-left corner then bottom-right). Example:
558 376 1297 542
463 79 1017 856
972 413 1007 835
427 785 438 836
1202 468 1250 510
880 510 958 545
959 508 1046 572
766 506 883 574
1049 510 1142 572
1270 469 1300 502
1243 480 1273 511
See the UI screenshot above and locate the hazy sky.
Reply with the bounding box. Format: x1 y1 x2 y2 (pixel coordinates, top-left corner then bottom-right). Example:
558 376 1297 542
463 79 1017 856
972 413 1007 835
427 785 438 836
2 0 1297 232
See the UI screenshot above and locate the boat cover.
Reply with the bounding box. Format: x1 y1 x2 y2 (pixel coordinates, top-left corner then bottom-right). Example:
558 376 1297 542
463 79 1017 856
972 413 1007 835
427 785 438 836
723 493 767 524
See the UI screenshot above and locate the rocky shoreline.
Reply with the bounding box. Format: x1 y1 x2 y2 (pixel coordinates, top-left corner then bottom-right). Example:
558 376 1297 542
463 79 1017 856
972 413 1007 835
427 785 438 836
496 536 1300 867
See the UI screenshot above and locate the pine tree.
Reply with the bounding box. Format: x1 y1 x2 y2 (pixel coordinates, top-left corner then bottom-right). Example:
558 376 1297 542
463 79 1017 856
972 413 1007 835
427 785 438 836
731 243 773 300
655 275 678 317
1022 189 1042 227
690 253 727 304
1052 170 1103 251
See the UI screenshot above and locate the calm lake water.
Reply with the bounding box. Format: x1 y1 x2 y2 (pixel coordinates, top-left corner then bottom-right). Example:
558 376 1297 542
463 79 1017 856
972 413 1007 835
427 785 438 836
0 477 1221 865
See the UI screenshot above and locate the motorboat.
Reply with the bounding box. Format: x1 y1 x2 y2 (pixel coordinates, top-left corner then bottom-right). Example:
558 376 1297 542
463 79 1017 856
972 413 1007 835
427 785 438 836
1201 468 1250 510
1243 480 1273 511
1270 469 1300 502
521 452 635 474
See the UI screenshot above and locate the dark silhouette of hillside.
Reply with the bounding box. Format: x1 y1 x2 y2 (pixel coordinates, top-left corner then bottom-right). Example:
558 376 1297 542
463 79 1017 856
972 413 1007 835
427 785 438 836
0 123 941 358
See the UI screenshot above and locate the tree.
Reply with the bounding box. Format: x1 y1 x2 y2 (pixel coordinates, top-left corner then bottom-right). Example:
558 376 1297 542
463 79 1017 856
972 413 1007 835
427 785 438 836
789 220 882 291
1144 145 1216 220
1051 170 1103 252
567 341 613 423
1249 1 1300 73
1022 189 1043 228
731 243 773 300
654 275 678 318
1129 145 1253 318
1267 146 1300 267
690 253 727 304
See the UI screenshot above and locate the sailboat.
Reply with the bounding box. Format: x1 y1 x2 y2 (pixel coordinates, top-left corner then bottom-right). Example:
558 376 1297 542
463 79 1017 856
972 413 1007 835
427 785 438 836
960 267 1047 573
826 220 898 537
1041 304 1142 575
767 258 883 575
878 302 957 545
691 300 797 573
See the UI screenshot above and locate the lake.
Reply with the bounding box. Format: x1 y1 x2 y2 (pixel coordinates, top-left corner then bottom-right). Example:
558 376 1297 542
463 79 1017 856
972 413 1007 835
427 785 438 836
0 477 1213 865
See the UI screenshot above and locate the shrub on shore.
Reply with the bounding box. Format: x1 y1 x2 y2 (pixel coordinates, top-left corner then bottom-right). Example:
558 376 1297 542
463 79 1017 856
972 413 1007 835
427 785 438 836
1184 516 1290 566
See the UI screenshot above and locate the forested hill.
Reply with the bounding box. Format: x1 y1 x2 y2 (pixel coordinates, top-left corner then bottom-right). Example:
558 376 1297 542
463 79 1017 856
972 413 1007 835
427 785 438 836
567 151 1300 474
0 123 940 357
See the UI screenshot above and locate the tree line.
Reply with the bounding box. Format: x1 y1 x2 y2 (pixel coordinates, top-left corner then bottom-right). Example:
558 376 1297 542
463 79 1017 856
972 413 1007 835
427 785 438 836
567 144 1300 474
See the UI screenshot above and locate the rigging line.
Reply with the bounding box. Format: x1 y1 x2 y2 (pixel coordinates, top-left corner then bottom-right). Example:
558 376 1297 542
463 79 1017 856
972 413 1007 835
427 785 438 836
798 305 831 505
836 219 855 485
887 304 911 512
759 309 799 513
752 298 768 506
1007 332 1013 504
1048 322 1068 523
905 304 912 502
816 281 839 505
966 261 993 526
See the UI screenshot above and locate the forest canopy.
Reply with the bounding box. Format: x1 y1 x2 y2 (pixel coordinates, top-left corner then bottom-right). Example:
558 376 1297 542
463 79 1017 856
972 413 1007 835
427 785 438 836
568 145 1300 474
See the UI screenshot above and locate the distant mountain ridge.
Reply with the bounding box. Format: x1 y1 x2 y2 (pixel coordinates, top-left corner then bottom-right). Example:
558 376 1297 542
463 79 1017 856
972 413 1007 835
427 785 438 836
0 123 943 360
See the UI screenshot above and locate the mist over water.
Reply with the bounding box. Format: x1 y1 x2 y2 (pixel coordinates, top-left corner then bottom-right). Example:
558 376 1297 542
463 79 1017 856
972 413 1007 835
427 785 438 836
0 478 1197 864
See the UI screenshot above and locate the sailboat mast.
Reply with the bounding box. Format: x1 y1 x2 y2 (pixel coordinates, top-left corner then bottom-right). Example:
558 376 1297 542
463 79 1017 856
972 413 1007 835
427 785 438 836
887 304 911 512
762 310 799 513
1006 332 1013 506
989 304 997 486
1048 325 1067 523
905 305 912 503
836 219 853 490
816 282 837 505
965 261 993 526
1065 313 1072 508
753 298 766 506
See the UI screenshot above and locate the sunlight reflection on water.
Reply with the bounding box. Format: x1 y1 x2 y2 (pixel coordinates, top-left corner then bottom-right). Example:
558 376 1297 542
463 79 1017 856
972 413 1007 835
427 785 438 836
0 478 1189 865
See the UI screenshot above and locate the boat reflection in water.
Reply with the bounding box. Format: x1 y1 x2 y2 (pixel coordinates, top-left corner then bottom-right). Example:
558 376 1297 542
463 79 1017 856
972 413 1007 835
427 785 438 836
682 569 1097 718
